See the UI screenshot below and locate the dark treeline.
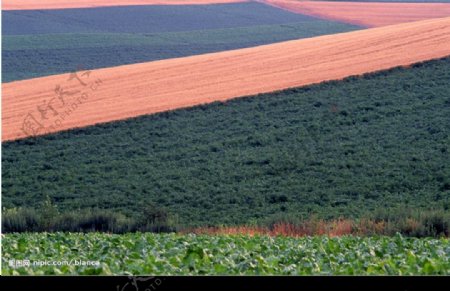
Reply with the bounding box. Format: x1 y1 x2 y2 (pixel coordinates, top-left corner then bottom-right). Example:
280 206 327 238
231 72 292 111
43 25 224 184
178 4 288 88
3 199 448 237
3 196 179 234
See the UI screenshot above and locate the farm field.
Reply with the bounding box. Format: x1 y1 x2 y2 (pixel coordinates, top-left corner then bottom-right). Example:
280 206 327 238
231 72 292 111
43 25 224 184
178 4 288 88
3 22 360 82
3 57 450 226
263 0 450 27
3 17 450 141
2 3 320 35
2 233 449 275
2 0 450 278
3 1 360 82
1 0 248 10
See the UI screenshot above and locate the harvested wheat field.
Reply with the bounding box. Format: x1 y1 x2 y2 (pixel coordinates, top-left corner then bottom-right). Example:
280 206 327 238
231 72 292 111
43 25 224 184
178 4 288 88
3 17 450 141
262 0 450 27
2 0 247 10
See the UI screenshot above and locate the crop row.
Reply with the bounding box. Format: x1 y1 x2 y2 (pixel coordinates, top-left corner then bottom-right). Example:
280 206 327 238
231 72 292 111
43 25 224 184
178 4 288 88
3 21 358 82
3 58 450 226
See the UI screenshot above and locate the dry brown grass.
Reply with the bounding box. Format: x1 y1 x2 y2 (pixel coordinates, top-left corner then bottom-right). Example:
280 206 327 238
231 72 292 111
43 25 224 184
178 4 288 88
185 217 449 237
185 219 375 237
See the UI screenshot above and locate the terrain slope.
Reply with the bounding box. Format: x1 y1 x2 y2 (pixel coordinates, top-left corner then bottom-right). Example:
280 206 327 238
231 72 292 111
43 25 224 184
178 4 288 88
263 0 450 27
3 17 450 141
2 0 247 10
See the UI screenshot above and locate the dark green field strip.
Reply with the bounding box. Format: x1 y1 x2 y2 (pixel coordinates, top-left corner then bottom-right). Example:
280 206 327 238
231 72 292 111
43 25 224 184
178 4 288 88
2 2 342 35
3 58 450 226
2 21 360 82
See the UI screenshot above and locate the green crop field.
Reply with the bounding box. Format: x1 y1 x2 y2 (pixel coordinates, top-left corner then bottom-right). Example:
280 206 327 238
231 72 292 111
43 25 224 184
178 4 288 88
3 57 450 228
3 22 359 82
2 233 448 275
3 3 360 82
3 0 450 280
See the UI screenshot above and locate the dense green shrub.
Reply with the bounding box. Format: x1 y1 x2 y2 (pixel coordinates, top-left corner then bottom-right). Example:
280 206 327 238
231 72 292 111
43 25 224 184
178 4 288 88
54 210 132 233
363 208 450 237
2 202 178 234
133 203 179 233
3 58 450 227
2 208 41 232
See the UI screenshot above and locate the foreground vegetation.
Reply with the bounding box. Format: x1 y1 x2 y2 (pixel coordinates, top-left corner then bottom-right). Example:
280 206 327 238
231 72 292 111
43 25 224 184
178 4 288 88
2 233 448 275
3 57 450 226
3 198 449 238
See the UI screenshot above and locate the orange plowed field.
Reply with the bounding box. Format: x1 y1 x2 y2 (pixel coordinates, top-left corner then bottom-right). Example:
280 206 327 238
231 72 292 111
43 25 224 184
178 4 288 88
3 17 450 141
263 0 450 27
2 0 247 10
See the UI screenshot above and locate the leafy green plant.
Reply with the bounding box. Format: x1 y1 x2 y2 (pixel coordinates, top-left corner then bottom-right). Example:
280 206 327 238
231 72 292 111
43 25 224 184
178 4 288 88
2 233 449 275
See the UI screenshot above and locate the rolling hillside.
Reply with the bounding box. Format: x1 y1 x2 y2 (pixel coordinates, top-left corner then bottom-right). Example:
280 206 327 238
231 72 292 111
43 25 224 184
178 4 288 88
262 0 450 27
3 17 450 141
3 21 360 82
1 0 248 10
3 2 316 35
3 0 450 277
3 57 450 226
